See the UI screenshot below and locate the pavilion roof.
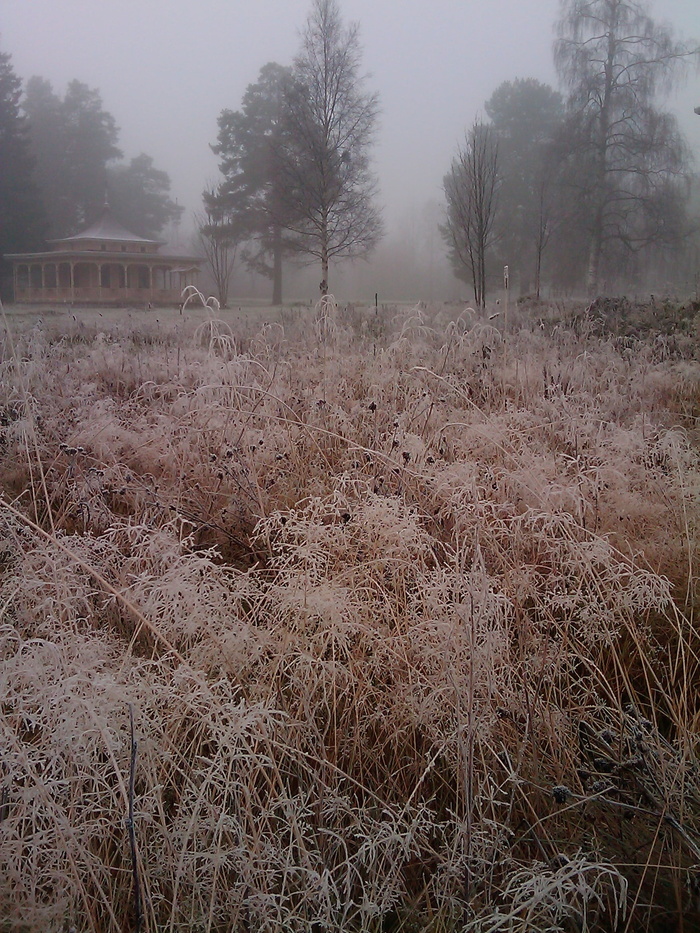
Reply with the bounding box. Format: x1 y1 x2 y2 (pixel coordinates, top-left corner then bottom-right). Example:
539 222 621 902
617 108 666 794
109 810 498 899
49 207 162 246
4 250 200 264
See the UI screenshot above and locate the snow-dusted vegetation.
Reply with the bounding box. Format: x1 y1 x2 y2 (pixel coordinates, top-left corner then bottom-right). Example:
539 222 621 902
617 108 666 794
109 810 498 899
1 297 699 931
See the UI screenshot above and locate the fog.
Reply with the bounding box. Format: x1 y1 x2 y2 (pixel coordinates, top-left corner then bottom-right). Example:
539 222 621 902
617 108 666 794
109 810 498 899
2 0 699 297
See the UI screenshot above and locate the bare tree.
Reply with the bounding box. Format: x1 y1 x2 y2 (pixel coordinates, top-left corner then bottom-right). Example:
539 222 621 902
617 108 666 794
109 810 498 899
531 134 575 298
442 121 500 308
278 0 382 295
555 0 698 293
197 193 239 308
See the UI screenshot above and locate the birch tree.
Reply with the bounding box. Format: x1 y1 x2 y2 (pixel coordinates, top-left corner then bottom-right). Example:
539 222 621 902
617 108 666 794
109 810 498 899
554 0 697 292
279 0 382 295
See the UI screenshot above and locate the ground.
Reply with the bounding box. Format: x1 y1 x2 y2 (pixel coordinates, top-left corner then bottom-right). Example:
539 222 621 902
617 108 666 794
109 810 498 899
1 295 699 931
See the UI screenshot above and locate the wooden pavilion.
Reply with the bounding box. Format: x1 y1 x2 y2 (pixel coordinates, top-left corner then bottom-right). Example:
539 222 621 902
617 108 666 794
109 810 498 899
5 207 201 306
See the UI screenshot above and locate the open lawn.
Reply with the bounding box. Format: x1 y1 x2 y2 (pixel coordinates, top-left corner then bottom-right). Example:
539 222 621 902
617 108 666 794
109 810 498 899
1 294 699 931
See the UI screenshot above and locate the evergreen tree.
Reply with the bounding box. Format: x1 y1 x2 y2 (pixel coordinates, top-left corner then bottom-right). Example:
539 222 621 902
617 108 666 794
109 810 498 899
23 77 122 236
485 79 566 296
0 50 45 299
208 62 293 304
107 154 183 239
23 75 181 240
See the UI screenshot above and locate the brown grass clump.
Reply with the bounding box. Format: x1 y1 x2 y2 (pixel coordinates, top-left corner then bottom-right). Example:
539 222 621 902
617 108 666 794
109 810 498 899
1 297 699 932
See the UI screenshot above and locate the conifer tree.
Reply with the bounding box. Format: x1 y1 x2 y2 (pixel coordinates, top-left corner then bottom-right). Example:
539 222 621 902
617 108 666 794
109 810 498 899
0 50 45 299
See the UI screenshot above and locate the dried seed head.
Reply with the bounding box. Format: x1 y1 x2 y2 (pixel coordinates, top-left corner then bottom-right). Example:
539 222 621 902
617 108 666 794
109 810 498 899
550 854 569 869
552 785 570 804
592 757 616 773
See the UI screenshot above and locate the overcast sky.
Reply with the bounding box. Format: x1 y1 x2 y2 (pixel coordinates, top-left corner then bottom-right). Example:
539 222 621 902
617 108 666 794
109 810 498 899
2 0 699 236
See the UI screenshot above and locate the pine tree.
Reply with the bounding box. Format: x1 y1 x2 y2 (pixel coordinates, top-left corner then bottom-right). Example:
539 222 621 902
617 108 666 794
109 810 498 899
208 63 293 304
0 50 45 300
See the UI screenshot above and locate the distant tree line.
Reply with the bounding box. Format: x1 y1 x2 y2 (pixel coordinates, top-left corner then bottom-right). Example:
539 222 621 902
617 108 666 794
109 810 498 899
0 51 181 299
443 0 700 304
206 0 698 307
3 0 698 306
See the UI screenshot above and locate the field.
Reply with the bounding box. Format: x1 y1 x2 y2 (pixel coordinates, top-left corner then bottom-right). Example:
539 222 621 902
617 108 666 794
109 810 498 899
1 294 699 932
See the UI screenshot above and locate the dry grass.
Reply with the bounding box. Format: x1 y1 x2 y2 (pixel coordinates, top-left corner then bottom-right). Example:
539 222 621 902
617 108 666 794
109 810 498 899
1 295 699 932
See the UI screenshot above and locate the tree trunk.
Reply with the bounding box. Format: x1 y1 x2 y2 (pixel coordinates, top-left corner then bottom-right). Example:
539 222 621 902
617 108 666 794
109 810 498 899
587 19 616 295
320 217 329 295
534 245 542 299
478 243 486 309
534 213 545 299
534 181 547 298
272 224 283 305
586 208 604 295
470 257 479 308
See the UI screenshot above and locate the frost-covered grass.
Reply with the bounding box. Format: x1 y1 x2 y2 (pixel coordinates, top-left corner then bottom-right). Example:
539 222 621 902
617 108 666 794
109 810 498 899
1 296 699 931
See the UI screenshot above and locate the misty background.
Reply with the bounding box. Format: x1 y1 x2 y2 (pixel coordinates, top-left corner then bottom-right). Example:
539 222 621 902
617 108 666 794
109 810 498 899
2 0 699 301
